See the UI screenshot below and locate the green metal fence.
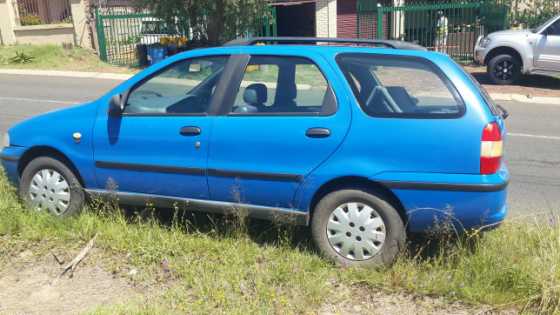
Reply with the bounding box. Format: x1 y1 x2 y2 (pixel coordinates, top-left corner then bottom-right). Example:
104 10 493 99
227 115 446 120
358 0 509 62
96 8 191 66
96 7 277 66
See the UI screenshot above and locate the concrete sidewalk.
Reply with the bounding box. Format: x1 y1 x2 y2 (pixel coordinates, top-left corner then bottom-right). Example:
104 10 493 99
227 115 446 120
1 68 559 105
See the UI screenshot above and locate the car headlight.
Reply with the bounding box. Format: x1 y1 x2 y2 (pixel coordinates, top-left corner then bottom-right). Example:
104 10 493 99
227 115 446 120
479 37 491 48
2 133 9 148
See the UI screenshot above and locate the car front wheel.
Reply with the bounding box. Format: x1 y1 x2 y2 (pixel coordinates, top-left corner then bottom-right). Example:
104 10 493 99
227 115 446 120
488 54 521 85
311 189 406 267
19 156 85 217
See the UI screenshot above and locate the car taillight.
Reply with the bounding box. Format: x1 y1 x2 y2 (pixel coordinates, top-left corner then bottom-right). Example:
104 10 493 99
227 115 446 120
480 122 503 174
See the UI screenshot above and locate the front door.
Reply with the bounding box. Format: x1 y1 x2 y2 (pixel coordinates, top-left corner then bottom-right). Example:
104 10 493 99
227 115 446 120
93 55 229 199
535 17 560 71
207 54 351 209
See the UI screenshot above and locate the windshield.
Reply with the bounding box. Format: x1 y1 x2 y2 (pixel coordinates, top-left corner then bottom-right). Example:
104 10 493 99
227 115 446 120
533 15 559 33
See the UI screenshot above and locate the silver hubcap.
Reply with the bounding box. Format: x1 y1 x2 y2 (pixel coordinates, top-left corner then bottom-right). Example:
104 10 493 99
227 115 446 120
326 202 386 261
28 169 71 215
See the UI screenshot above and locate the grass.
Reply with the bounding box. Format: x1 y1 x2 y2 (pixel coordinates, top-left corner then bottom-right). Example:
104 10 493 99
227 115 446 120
0 44 135 73
1 172 559 314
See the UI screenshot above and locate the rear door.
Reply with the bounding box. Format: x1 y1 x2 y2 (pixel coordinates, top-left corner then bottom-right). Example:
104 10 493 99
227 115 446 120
535 17 560 71
336 53 482 175
207 52 351 208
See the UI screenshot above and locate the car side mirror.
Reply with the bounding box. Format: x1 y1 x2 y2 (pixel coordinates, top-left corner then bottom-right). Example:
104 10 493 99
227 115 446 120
108 94 125 117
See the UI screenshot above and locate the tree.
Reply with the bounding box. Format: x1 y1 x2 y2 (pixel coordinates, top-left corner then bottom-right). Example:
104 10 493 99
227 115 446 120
506 0 560 27
135 0 270 43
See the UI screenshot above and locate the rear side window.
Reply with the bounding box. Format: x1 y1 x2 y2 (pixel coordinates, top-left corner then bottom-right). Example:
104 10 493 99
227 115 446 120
230 56 336 115
337 54 464 118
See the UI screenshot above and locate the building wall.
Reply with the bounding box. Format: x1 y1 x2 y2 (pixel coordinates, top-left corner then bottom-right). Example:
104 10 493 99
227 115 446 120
316 0 337 37
337 0 357 38
70 0 91 48
0 0 17 44
13 24 74 44
0 0 91 47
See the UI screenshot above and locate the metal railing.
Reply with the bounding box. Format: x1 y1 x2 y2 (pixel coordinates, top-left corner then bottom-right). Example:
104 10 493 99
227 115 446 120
15 0 73 26
95 6 278 66
357 0 509 62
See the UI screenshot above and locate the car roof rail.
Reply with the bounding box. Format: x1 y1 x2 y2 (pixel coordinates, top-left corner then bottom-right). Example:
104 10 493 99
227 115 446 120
223 37 427 51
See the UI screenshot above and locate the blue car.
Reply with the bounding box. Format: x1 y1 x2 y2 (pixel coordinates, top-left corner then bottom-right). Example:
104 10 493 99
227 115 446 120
1 37 509 266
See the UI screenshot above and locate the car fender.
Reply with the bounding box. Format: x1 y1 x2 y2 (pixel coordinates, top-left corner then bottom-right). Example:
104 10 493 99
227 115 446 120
8 103 98 187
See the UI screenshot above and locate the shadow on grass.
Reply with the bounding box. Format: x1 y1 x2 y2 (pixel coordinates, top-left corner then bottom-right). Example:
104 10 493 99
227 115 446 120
122 205 317 253
113 204 477 263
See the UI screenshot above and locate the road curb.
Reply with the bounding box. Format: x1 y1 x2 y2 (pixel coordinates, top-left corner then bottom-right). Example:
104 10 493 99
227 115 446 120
1 68 559 105
489 93 560 105
0 69 133 81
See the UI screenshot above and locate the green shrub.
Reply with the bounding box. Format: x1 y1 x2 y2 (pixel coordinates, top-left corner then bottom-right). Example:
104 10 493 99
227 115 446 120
20 15 43 26
8 51 34 64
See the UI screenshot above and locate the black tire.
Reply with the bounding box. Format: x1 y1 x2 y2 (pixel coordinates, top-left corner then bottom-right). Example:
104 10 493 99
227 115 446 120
487 54 521 85
19 156 85 217
311 189 406 267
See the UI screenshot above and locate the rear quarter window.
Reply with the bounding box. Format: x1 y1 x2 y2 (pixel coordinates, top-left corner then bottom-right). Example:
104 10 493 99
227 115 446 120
336 53 465 118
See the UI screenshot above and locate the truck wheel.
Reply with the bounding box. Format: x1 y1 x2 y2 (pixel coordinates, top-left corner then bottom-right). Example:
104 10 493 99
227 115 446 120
311 189 406 267
488 54 521 85
19 157 85 217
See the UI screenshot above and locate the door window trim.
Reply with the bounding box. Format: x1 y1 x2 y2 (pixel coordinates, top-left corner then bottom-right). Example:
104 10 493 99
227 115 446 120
120 54 232 117
220 54 338 117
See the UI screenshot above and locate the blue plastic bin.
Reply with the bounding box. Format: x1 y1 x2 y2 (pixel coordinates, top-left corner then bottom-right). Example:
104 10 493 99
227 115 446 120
147 45 167 65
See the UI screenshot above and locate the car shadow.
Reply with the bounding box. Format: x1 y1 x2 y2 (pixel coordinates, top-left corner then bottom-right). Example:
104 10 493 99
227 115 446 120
125 206 317 252
122 205 474 262
471 71 560 89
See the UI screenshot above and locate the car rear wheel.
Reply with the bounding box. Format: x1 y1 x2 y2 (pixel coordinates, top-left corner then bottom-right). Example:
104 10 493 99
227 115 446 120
488 54 521 85
311 189 406 267
19 157 85 217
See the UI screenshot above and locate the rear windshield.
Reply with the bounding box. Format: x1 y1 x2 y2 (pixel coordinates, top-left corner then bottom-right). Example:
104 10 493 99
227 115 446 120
336 53 464 118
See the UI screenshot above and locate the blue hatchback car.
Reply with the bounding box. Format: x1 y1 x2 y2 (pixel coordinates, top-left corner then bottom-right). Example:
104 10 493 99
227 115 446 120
1 38 509 266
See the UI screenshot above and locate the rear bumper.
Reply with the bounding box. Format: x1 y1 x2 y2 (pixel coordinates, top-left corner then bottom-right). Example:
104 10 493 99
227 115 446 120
0 146 24 186
395 187 508 233
375 168 509 233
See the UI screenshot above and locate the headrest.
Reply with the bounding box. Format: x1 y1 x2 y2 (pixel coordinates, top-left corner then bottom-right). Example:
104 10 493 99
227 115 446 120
243 83 267 105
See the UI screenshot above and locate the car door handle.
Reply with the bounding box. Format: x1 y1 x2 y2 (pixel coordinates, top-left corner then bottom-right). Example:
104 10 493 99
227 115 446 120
180 126 201 136
306 128 331 138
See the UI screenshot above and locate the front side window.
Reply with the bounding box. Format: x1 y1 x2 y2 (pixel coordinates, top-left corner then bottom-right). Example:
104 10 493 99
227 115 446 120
231 56 336 115
125 56 228 115
337 54 464 118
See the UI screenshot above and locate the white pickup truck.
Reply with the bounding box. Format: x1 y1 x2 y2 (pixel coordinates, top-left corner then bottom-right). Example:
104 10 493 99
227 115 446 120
474 14 560 85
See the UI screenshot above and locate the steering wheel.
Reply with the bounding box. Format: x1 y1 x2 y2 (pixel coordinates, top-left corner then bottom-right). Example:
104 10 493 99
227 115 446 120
134 90 163 99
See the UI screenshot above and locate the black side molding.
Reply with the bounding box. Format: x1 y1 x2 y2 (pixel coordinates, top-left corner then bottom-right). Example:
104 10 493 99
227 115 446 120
94 161 302 182
95 161 205 176
208 168 302 182
380 180 509 192
0 154 19 162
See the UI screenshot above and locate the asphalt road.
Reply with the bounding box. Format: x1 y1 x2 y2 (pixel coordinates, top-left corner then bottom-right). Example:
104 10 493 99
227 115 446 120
1 74 559 218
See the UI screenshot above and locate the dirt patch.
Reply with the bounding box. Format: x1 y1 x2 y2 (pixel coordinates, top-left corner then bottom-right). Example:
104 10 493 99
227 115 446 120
0 250 141 315
465 65 560 98
319 283 517 315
